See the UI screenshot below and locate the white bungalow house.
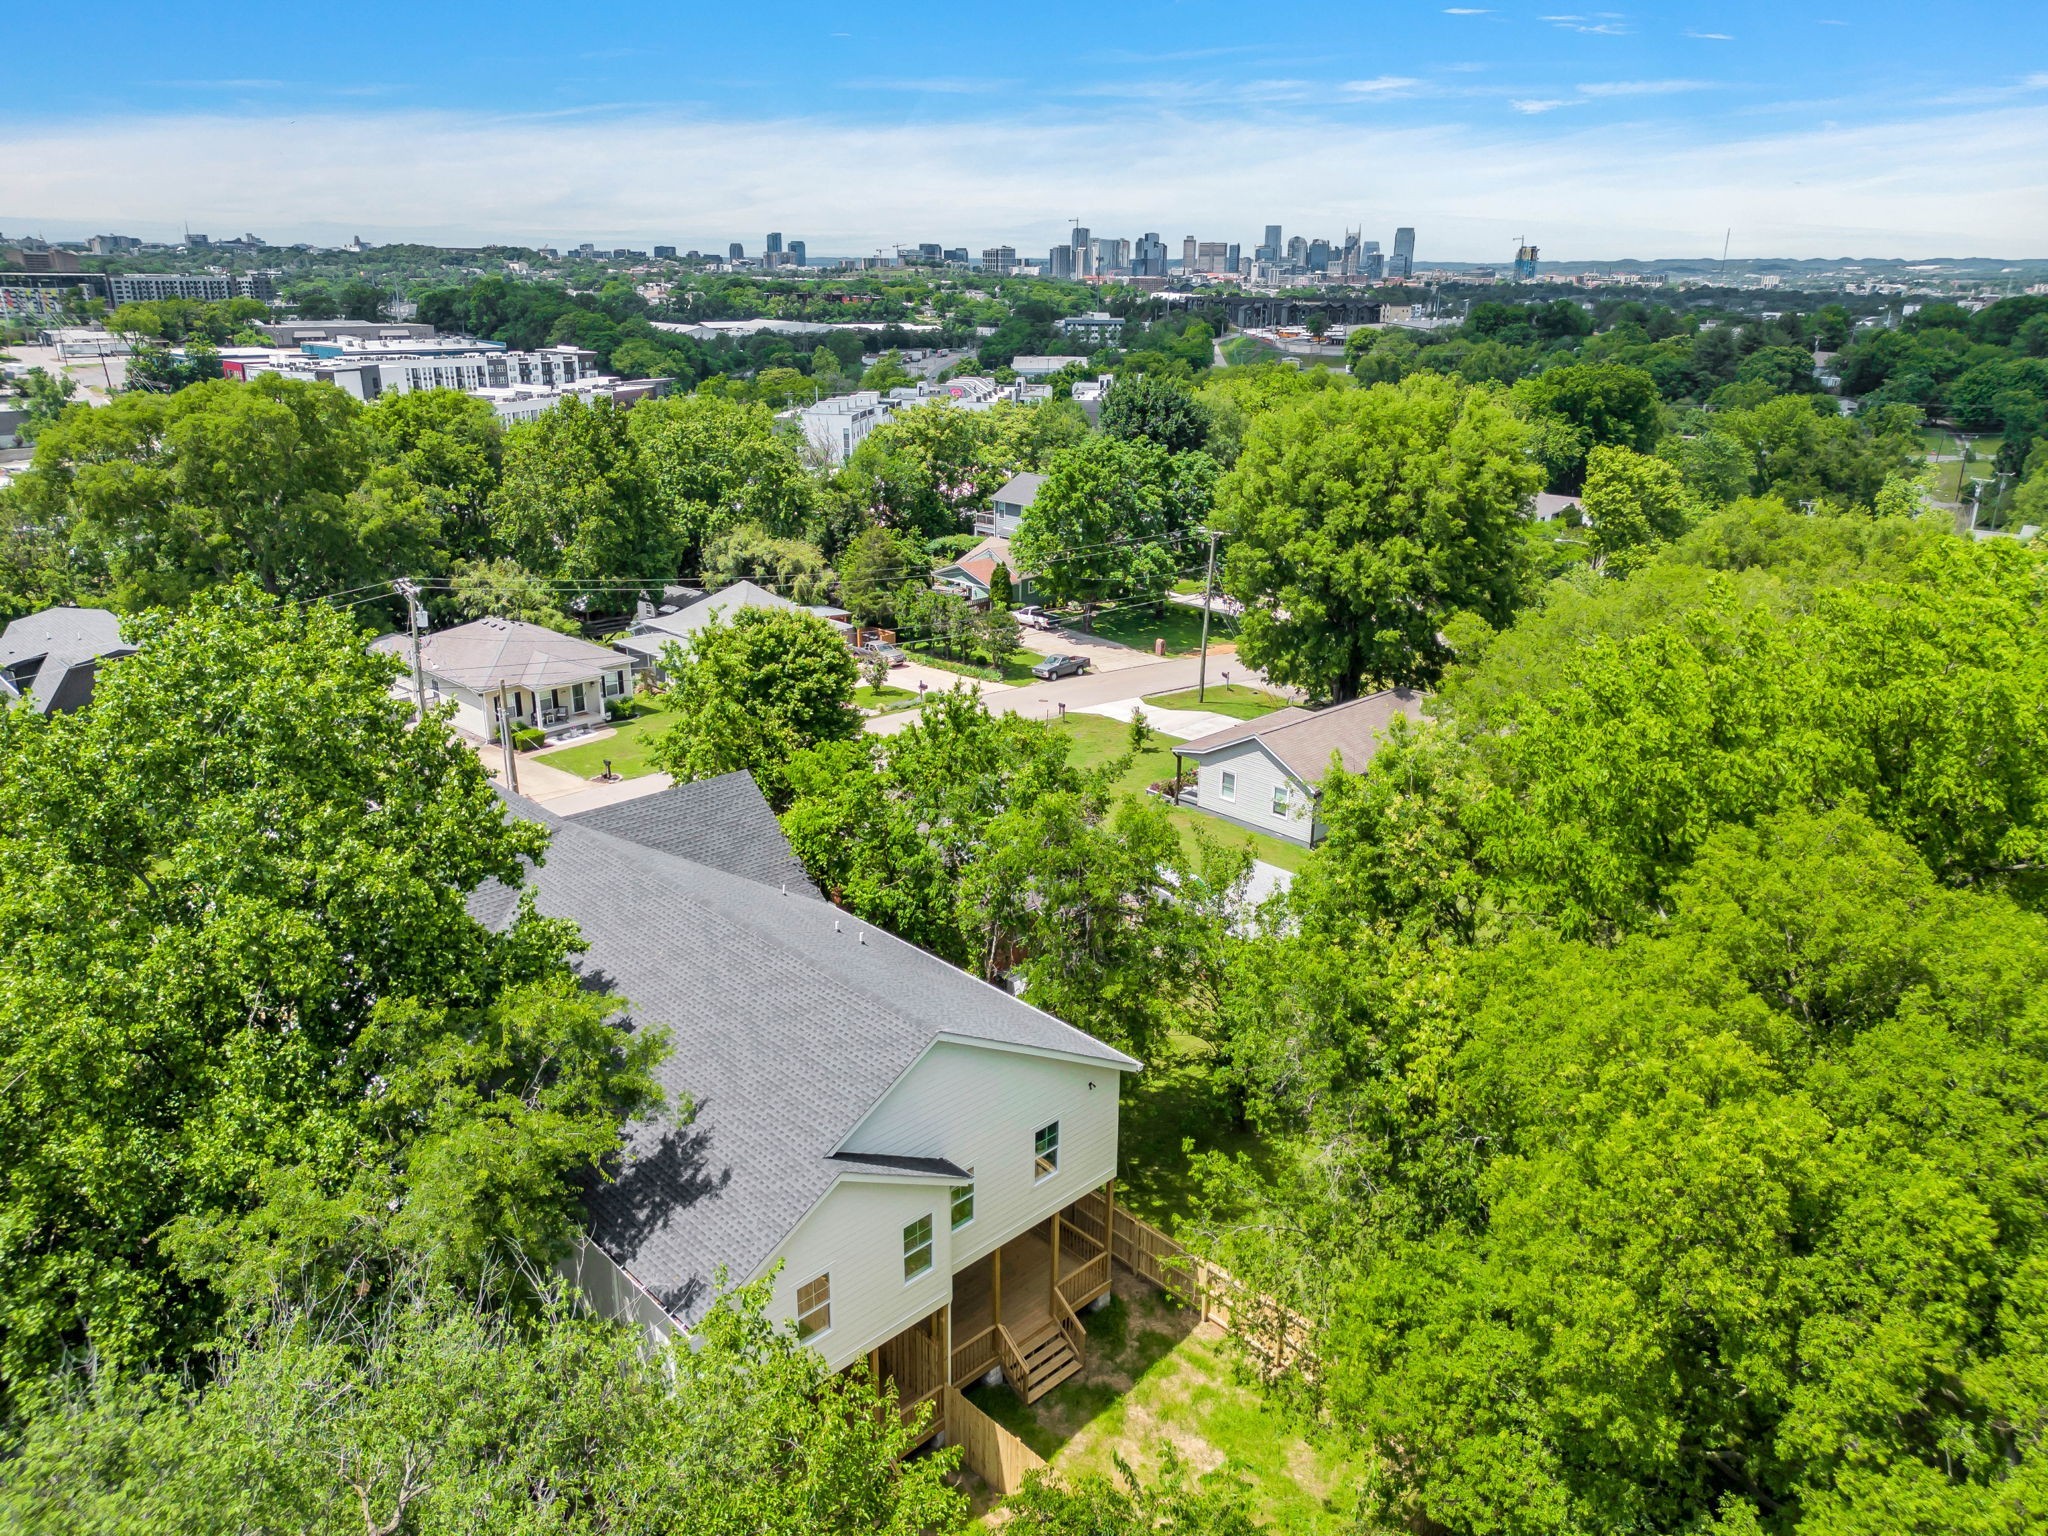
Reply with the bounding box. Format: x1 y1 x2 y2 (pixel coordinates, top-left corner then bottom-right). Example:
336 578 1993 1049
371 616 631 743
611 581 853 680
485 774 1140 1433
1172 689 1425 846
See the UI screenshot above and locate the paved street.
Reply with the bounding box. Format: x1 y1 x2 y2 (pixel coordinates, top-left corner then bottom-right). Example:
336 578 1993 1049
867 650 1267 735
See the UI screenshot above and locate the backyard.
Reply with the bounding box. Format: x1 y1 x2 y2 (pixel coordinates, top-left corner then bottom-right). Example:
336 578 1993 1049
531 697 668 780
960 1272 1354 1533
1051 713 1307 873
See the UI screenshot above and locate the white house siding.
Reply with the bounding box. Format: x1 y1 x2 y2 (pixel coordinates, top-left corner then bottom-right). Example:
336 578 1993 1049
756 1041 1126 1371
838 1041 1122 1272
1190 742 1319 845
762 1176 958 1374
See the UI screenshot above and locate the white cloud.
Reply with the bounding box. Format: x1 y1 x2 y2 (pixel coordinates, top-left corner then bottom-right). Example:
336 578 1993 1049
1684 31 1734 41
4 102 2045 259
1442 7 1491 13
2028 72 2048 87
1575 79 1714 98
1341 76 1422 94
1512 98 1580 114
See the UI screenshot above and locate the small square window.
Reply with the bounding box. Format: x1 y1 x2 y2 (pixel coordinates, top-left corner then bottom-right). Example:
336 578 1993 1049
1272 783 1291 816
1034 1121 1060 1181
796 1273 832 1338
1219 770 1237 802
903 1214 934 1281
951 1184 975 1230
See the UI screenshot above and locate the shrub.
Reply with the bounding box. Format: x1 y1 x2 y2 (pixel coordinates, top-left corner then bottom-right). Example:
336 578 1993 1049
513 727 545 751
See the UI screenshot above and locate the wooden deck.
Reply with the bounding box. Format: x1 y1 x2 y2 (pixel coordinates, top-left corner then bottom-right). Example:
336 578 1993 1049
949 1206 1114 1400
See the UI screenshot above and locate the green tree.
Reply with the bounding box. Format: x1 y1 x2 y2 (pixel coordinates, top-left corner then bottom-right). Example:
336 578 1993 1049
1582 444 1701 573
0 1272 964 1535
1511 362 1665 492
0 588 660 1395
1006 1450 1263 1535
489 395 673 613
12 368 76 443
1100 373 1211 454
650 608 859 793
701 522 835 604
628 394 816 557
1215 373 1540 700
836 525 926 626
447 556 577 631
9 374 433 609
1012 435 1183 622
361 388 503 556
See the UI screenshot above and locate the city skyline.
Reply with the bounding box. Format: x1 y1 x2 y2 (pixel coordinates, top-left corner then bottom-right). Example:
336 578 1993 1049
3 1 2045 257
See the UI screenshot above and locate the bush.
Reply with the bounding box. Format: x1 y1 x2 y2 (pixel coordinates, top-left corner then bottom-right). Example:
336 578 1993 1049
605 696 634 722
513 727 545 751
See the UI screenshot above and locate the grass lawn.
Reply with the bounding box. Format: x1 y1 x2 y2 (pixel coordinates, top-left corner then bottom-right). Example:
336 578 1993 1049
964 1275 1355 1532
1142 684 1289 721
1049 715 1308 873
906 643 1041 685
854 683 918 711
1081 600 1235 658
532 698 668 780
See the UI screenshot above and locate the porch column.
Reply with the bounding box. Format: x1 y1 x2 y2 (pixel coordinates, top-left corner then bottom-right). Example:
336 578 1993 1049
992 1246 1003 1333
1105 1178 1118 1269
1049 1212 1063 1311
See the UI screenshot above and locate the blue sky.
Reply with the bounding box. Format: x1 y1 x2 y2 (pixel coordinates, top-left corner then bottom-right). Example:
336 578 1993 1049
5 1 2046 258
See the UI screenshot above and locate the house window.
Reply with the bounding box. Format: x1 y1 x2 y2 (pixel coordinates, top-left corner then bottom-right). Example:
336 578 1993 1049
951 1183 975 1230
572 682 587 713
1219 770 1237 802
903 1215 934 1281
1034 1121 1060 1181
796 1273 832 1338
1272 783 1291 816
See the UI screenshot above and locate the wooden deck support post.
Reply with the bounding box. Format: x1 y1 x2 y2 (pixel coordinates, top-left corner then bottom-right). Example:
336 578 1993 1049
992 1245 1003 1334
1049 1212 1063 1311
1104 1178 1118 1268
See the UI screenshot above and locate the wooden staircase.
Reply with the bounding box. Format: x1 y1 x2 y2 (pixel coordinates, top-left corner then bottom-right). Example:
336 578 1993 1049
1011 1318 1082 1403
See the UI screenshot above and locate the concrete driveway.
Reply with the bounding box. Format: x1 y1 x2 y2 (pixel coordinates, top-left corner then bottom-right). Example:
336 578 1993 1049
868 652 1278 736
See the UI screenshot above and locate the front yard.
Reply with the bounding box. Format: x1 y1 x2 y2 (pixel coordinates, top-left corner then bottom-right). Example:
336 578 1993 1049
1142 684 1289 721
531 697 668 780
1078 599 1236 657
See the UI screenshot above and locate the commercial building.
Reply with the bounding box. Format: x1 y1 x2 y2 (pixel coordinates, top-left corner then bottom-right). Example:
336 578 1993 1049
1514 243 1540 280
1056 311 1124 344
1132 233 1169 278
653 245 678 259
788 240 806 266
1259 224 1282 262
1391 227 1416 279
981 246 1017 276
108 271 279 304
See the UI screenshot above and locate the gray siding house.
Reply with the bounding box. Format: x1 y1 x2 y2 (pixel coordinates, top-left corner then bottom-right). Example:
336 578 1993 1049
1173 689 1426 846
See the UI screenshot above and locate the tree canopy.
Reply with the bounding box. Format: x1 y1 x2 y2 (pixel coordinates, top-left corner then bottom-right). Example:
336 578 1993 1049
1215 372 1540 700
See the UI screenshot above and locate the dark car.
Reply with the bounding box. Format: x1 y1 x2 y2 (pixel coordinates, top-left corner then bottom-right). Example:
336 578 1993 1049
1031 654 1091 680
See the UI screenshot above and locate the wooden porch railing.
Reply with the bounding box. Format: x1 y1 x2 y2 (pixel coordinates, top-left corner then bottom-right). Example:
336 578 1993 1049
951 1323 998 1385
1051 1286 1084 1361
876 1316 948 1441
995 1323 1033 1399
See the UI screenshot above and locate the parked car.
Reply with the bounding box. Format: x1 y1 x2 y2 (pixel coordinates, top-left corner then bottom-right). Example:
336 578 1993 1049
1031 654 1091 680
1013 606 1059 632
858 641 908 668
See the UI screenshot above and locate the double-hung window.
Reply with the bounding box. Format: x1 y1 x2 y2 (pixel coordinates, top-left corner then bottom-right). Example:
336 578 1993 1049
1272 782 1291 816
903 1214 934 1281
1219 770 1237 802
1034 1121 1060 1181
796 1273 832 1338
951 1183 975 1230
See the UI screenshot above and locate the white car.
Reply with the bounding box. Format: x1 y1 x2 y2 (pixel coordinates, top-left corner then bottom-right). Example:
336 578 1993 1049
1013 606 1059 632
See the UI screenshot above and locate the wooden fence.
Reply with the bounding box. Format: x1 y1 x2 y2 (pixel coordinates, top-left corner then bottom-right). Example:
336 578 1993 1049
943 1385 1046 1496
1073 1189 1317 1381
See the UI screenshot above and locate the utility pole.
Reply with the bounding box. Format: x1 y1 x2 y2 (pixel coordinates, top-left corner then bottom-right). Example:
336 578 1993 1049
497 694 521 794
1195 528 1219 702
394 579 427 722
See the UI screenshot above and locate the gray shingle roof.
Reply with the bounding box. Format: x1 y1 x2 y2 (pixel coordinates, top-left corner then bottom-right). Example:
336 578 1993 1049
620 581 805 654
1173 689 1427 783
371 617 625 694
994 471 1046 510
476 785 1137 1325
0 606 134 715
567 774 819 898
